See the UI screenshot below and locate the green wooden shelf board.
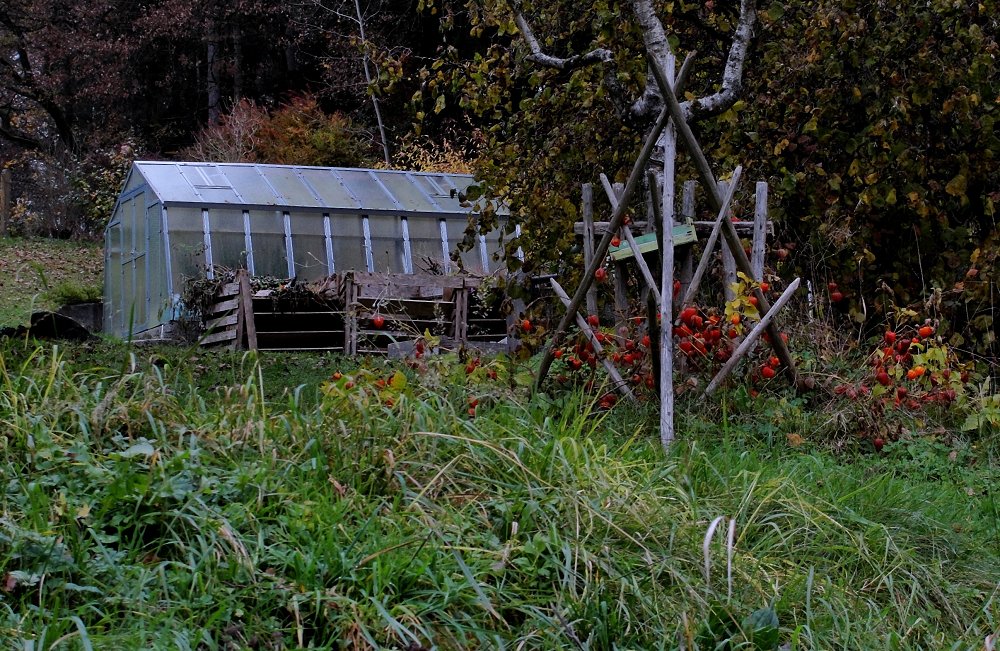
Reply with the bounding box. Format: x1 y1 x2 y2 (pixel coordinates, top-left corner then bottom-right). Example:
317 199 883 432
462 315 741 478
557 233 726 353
609 224 697 261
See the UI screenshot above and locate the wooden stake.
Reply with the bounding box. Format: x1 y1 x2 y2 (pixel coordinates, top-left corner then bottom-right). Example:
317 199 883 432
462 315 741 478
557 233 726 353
679 180 696 296
752 181 768 281
704 278 800 396
646 55 800 389
719 180 738 303
533 51 697 394
0 168 10 237
648 170 679 380
678 167 742 310
582 183 598 316
599 174 662 306
550 278 637 403
453 287 468 343
659 61 677 449
238 269 258 350
344 273 358 355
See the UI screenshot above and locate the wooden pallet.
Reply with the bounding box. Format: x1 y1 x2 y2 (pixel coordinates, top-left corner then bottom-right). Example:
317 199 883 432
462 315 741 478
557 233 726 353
344 271 485 355
199 270 257 350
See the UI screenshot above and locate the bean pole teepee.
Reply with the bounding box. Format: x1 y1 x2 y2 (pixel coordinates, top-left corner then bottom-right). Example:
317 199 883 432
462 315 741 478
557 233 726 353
534 52 803 449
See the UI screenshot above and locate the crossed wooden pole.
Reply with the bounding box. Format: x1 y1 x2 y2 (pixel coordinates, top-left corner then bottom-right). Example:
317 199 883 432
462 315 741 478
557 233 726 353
534 51 802 407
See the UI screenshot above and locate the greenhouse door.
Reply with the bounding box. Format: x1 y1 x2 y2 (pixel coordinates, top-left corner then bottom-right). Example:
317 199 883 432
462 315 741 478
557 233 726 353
121 191 148 330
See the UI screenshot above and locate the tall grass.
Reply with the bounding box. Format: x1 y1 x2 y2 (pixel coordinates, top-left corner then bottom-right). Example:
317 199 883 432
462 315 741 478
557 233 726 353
0 342 997 649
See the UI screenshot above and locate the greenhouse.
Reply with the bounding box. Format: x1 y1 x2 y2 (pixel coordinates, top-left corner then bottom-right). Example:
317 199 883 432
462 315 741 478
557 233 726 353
103 161 511 339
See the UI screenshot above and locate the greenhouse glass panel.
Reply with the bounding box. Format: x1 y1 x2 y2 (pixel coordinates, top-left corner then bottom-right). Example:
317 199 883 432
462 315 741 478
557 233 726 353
297 168 360 209
377 174 437 213
185 166 241 204
214 166 282 205
407 216 447 273
146 204 165 324
188 164 232 188
266 168 323 207
168 207 207 288
249 210 288 278
289 213 328 280
411 175 444 198
329 214 366 272
134 253 148 327
142 164 200 203
368 215 405 273
123 258 135 328
445 218 483 272
134 194 147 250
122 200 136 257
196 186 242 204
334 170 398 212
484 226 505 271
123 172 144 193
208 209 249 270
426 174 459 196
106 223 123 332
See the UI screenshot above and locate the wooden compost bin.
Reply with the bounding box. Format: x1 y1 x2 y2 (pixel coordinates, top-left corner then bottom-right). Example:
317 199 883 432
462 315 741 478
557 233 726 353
199 270 508 354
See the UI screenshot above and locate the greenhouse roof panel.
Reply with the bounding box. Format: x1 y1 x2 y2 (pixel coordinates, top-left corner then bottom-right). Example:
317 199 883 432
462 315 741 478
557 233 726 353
132 161 495 215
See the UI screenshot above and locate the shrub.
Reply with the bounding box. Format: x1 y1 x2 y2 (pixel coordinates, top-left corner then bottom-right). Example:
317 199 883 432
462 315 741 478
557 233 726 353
44 280 103 306
257 95 373 167
181 95 374 168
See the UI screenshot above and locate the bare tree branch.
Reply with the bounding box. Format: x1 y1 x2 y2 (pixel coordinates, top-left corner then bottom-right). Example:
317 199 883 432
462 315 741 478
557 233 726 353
512 11 612 71
512 0 757 124
629 0 757 122
684 0 758 119
629 0 673 121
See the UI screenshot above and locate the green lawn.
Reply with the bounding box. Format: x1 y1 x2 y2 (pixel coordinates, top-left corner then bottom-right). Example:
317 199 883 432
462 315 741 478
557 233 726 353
0 237 103 327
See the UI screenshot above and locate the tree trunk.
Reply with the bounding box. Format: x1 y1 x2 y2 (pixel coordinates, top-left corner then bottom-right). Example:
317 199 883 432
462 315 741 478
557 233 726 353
207 30 222 125
0 168 11 237
231 23 243 101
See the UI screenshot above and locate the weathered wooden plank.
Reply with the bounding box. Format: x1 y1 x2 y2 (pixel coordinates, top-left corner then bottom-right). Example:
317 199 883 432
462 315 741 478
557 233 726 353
752 181 768 281
722 244 737 302
614 261 630 315
351 271 479 290
345 275 357 355
208 297 240 314
611 182 631 316
233 271 246 351
239 270 257 351
201 328 238 345
678 167 743 310
678 179 697 300
216 282 240 298
720 180 738 303
550 278 637 403
205 313 239 330
599 173 663 306
453 288 468 342
704 278 801 396
573 220 765 236
659 68 678 449
582 183 598 317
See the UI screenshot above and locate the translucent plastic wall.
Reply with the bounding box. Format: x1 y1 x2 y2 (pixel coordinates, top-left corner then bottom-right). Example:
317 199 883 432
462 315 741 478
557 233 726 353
163 209 507 294
103 189 171 336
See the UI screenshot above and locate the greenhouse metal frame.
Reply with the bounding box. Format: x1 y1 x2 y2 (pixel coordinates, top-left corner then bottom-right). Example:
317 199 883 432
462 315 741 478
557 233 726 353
103 161 513 338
